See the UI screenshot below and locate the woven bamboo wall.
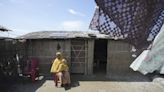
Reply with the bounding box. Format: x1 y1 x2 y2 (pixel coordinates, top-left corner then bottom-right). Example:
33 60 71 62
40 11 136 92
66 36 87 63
25 39 136 77
107 40 134 77
0 40 16 59
26 39 71 76
26 39 88 76
0 39 17 79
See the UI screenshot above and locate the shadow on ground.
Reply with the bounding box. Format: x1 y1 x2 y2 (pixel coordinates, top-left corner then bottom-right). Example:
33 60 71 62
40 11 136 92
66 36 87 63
0 76 46 92
0 72 154 92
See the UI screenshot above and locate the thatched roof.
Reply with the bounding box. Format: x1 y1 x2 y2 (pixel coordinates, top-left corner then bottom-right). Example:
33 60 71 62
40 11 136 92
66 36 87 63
0 26 11 31
0 36 13 40
17 31 124 40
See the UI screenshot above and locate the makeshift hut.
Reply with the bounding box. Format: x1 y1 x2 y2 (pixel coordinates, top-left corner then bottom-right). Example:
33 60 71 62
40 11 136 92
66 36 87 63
0 37 17 80
17 31 136 77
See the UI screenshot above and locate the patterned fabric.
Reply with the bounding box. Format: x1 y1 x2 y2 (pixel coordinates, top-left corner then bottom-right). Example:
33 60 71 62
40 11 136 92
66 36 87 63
90 0 164 48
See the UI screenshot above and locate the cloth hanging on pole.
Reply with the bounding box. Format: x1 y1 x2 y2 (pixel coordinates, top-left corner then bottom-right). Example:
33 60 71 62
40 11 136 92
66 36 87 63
90 0 164 48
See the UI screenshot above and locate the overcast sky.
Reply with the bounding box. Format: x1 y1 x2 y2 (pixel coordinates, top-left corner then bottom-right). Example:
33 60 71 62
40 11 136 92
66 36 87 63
0 0 96 37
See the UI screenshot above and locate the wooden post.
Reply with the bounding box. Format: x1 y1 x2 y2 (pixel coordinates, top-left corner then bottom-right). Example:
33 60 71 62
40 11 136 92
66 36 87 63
87 39 94 75
107 40 111 77
84 40 88 75
65 39 71 67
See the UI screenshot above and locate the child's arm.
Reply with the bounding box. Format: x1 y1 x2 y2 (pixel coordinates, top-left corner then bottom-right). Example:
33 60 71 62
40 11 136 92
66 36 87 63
62 59 67 64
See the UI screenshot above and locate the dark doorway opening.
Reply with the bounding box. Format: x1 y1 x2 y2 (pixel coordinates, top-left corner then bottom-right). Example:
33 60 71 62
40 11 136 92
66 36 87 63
93 39 107 75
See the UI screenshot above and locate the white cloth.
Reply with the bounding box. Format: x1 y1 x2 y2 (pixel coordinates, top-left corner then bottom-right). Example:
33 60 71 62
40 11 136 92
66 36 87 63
130 30 164 75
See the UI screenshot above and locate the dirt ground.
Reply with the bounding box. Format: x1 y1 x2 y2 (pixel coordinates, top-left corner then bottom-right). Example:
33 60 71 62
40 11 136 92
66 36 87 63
1 74 164 92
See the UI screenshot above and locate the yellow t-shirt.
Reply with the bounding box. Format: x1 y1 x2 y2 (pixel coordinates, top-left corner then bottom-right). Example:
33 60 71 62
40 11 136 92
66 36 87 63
50 58 69 73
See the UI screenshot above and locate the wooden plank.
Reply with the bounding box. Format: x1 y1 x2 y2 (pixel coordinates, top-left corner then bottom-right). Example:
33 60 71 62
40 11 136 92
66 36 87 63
87 39 94 75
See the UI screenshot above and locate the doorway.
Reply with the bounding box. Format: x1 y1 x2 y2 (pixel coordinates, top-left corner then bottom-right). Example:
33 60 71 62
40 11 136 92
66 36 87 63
93 39 107 75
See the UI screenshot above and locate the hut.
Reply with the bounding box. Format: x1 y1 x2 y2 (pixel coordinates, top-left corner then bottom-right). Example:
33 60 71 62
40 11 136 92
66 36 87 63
0 36 17 80
17 31 136 77
0 27 15 66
